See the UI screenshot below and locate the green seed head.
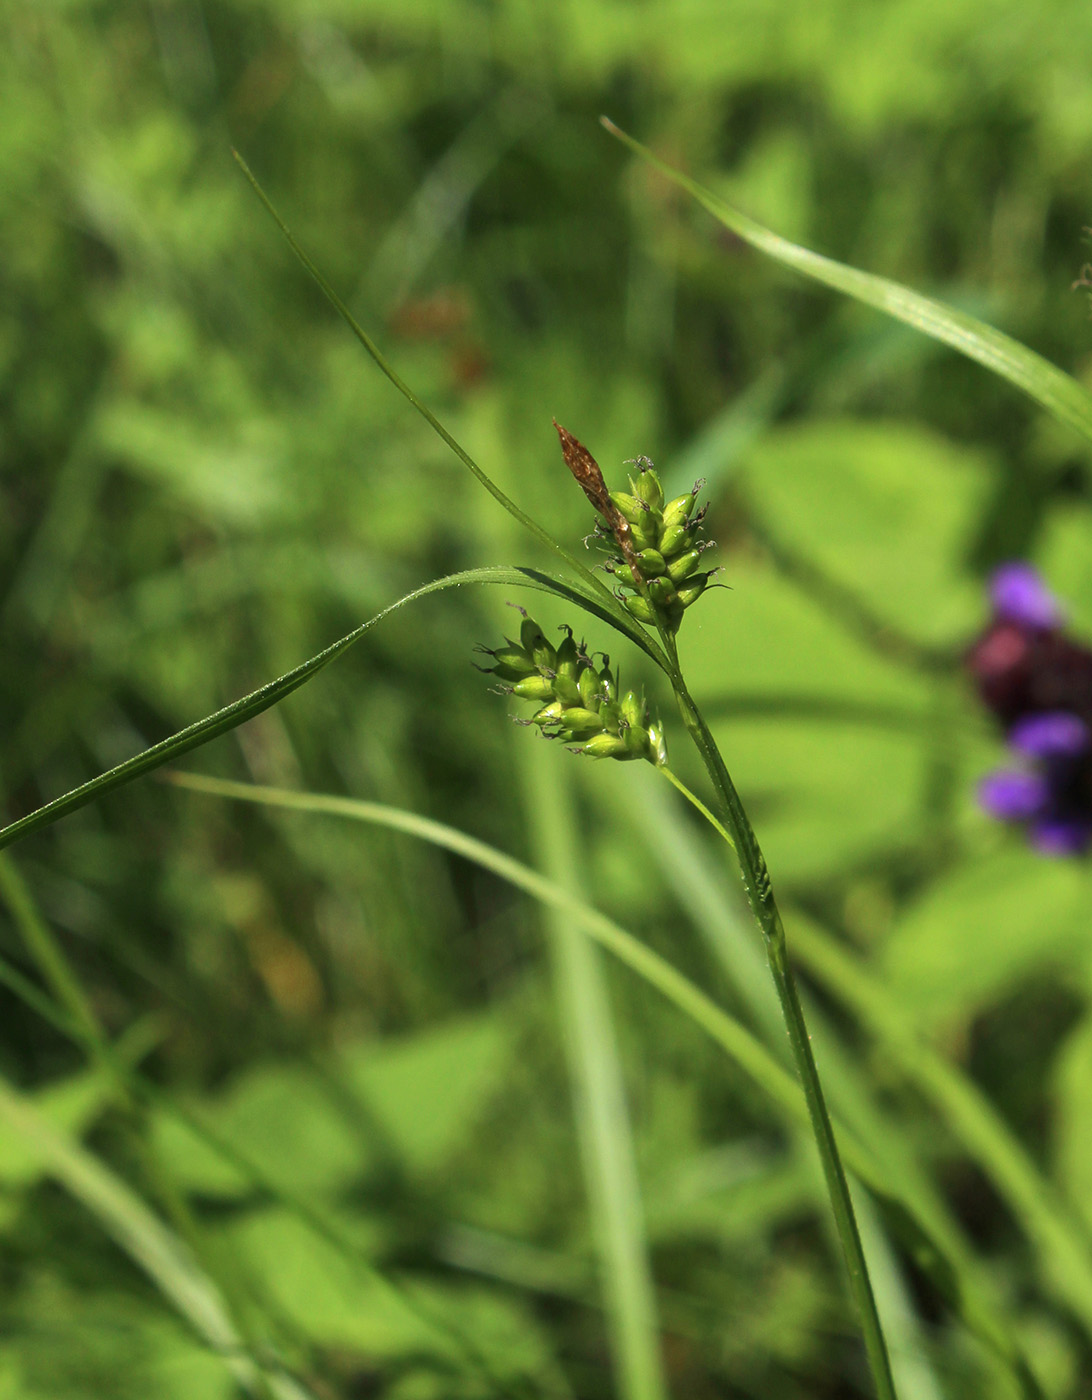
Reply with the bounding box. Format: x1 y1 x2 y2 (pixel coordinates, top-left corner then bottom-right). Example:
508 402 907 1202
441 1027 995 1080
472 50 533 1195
632 463 665 510
677 572 716 609
512 674 556 702
552 673 582 708
661 487 699 531
635 548 667 578
609 491 645 526
578 666 602 711
518 615 556 672
667 547 702 583
623 594 656 623
648 576 678 607
621 689 645 730
558 707 606 738
630 516 659 552
581 733 631 760
657 522 692 558
555 629 580 681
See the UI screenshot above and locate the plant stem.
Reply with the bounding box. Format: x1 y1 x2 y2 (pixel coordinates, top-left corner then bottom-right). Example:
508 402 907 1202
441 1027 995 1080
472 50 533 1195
661 649 897 1400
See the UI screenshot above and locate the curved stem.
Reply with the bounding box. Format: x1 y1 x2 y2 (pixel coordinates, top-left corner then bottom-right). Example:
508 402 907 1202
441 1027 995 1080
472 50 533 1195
661 658 897 1400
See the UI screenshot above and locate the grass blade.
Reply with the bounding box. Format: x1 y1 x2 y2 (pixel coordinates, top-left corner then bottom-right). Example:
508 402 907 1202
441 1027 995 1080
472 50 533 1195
0 564 662 852
0 1069 315 1400
602 119 1092 447
786 905 1092 1345
232 150 656 647
523 741 667 1400
167 771 1041 1394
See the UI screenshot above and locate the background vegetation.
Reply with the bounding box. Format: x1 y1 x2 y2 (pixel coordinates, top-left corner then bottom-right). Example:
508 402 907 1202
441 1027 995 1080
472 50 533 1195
7 1 1092 1396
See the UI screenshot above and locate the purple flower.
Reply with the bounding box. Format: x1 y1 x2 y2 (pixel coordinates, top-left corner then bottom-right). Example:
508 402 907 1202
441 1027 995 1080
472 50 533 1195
990 563 1064 630
1009 711 1090 760
967 566 1092 857
977 770 1049 822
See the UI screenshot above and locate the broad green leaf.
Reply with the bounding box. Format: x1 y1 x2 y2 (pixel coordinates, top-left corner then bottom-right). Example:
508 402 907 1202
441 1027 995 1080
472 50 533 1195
742 419 992 645
344 1014 512 1178
0 564 663 853
604 120 1092 446
680 557 939 878
225 1208 558 1387
881 847 1092 1022
153 1064 364 1200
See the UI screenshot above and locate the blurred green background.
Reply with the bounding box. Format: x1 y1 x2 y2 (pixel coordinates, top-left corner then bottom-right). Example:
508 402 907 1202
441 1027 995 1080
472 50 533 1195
7 2 1092 1396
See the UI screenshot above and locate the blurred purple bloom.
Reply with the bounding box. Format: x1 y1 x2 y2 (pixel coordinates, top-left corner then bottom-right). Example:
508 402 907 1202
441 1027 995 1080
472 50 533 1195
1009 711 1090 759
990 562 1063 629
1030 815 1092 857
977 770 1048 822
967 565 1092 857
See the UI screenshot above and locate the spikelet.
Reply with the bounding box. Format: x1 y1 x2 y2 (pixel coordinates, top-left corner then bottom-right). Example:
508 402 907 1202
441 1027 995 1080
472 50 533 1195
477 609 668 766
554 424 719 635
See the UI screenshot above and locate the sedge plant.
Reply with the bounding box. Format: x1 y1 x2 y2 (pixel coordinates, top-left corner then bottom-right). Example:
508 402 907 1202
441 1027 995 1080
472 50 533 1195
8 122 1092 1397
475 428 897 1399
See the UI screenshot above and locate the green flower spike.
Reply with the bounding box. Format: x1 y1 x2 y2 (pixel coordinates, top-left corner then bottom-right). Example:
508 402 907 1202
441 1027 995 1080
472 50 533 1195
554 423 719 636
478 609 668 766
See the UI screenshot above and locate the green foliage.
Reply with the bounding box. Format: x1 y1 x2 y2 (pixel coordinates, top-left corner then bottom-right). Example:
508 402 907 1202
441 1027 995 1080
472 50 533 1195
7 1 1092 1396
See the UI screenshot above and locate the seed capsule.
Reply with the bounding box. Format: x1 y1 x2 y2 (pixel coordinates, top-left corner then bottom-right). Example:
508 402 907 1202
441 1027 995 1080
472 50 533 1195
531 701 564 726
633 467 665 510
562 705 604 739
657 522 692 558
517 618 554 674
661 490 698 530
609 491 646 526
647 721 669 768
635 549 667 578
581 733 630 759
558 708 605 737
488 644 534 675
678 572 715 608
578 666 603 711
667 548 702 583
648 576 678 606
555 631 580 681
513 674 556 702
622 723 650 758
623 594 656 623
552 674 582 708
599 698 623 732
621 690 645 729
630 517 659 552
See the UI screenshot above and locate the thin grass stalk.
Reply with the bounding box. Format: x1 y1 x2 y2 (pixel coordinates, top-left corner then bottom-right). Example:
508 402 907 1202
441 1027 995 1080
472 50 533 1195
659 646 897 1400
524 741 667 1400
785 907 1092 1341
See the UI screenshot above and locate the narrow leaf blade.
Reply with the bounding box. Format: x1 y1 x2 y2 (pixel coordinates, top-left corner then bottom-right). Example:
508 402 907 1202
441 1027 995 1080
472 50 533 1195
602 119 1092 446
0 566 663 851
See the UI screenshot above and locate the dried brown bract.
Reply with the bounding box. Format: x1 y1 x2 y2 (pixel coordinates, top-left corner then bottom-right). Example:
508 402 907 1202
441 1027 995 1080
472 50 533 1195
553 420 641 580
